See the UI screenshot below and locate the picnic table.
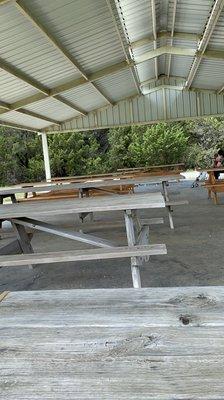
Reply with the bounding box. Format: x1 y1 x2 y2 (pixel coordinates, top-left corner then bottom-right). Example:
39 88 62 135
0 192 167 288
1 285 224 399
0 173 187 229
198 167 224 204
0 173 184 199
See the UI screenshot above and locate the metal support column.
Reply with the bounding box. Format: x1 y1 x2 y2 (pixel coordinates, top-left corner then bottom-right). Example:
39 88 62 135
40 132 51 182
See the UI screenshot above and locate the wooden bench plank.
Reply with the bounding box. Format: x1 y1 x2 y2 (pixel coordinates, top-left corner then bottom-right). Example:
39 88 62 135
0 286 224 399
0 244 167 267
11 217 116 248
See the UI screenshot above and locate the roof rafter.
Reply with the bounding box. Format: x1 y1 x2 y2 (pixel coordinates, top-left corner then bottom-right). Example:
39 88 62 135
105 0 141 95
0 119 40 133
1 44 224 119
0 56 87 116
218 84 224 94
167 0 177 77
0 99 61 126
186 0 224 89
131 31 200 49
15 0 114 106
151 0 158 80
0 61 128 118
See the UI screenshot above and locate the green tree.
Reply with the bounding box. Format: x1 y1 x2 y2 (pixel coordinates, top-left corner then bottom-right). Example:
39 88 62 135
129 123 189 166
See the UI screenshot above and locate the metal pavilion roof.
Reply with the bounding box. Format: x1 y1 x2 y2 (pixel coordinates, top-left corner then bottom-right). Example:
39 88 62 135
0 0 224 133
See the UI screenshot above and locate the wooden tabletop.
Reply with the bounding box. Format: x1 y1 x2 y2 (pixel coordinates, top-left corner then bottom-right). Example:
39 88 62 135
0 192 165 219
0 175 183 196
1 286 224 399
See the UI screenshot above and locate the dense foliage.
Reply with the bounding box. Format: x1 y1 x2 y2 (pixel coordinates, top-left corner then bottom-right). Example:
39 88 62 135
1 117 224 185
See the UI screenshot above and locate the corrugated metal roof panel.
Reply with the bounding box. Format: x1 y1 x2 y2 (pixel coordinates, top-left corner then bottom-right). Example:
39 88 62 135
136 59 156 84
169 55 194 78
0 2 81 89
117 0 156 42
24 0 125 75
208 10 224 50
95 68 137 102
192 59 224 90
0 110 50 129
24 97 80 121
61 83 107 112
168 0 214 34
0 0 223 132
0 70 38 103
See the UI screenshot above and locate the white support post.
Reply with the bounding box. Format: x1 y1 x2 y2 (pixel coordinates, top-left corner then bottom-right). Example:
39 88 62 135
41 132 51 182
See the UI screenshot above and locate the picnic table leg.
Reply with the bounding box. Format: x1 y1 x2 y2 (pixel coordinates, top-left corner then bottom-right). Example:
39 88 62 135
213 191 218 205
10 194 17 203
11 222 34 270
132 210 141 234
162 181 170 202
162 181 175 229
124 210 141 289
78 189 93 222
167 205 174 229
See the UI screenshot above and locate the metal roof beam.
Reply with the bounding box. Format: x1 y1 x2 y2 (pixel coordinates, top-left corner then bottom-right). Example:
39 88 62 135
135 46 196 63
151 0 158 80
105 0 141 95
0 120 40 133
0 61 128 117
131 31 200 49
15 0 114 106
0 56 88 116
15 1 87 79
186 0 224 89
2 43 224 119
0 99 61 125
167 0 177 77
0 56 50 95
16 109 61 126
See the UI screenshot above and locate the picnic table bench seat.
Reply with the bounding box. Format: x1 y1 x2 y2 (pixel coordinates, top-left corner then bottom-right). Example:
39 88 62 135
203 180 224 204
0 244 167 267
18 184 134 202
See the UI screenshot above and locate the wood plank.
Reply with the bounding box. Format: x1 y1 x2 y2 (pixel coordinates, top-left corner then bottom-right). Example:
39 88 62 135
11 218 116 248
0 192 165 219
2 286 224 328
0 244 167 267
1 287 224 399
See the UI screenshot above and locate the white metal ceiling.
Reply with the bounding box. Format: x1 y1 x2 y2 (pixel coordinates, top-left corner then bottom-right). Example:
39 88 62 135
0 0 224 132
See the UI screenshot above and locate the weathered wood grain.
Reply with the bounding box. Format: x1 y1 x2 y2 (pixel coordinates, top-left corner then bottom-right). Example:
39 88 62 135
0 287 224 399
0 244 167 267
0 192 165 220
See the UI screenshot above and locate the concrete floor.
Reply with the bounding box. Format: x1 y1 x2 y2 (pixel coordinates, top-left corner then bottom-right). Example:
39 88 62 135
0 180 224 291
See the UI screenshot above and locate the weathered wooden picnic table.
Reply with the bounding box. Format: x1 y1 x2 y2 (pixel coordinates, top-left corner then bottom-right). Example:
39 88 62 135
199 167 224 204
1 285 224 399
0 192 167 288
0 173 186 229
0 173 184 199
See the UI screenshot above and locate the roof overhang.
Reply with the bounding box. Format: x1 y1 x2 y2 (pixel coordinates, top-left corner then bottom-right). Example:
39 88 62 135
0 0 224 133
